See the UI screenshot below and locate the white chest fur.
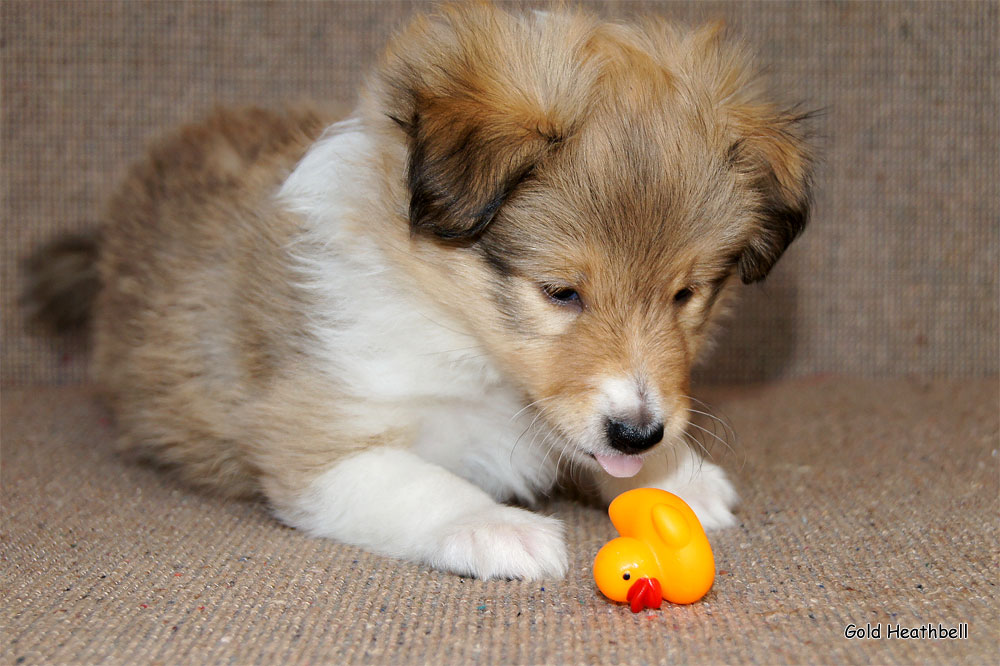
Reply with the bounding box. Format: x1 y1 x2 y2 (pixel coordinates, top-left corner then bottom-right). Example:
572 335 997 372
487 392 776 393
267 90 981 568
278 118 557 501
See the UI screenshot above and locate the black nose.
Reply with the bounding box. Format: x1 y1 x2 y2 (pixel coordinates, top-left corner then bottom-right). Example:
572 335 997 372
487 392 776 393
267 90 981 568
605 418 664 454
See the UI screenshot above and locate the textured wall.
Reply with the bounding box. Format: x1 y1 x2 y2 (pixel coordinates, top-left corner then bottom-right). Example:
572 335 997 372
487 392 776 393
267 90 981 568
3 1 997 385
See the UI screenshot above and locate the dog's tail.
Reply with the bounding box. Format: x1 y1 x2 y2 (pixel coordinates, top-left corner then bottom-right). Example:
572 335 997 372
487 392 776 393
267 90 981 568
21 229 102 333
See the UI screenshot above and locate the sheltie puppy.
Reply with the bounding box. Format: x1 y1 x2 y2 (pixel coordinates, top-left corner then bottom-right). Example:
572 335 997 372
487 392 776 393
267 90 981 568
25 3 812 579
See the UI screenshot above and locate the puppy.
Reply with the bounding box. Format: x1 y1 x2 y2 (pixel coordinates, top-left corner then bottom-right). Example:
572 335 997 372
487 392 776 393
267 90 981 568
26 3 812 580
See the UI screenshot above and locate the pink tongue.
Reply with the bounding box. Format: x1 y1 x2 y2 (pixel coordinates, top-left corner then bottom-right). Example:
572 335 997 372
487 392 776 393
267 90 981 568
594 453 644 478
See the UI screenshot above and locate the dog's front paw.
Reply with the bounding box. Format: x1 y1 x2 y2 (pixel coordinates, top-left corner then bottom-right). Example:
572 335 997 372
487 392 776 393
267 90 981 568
598 445 739 530
432 505 568 580
667 459 739 530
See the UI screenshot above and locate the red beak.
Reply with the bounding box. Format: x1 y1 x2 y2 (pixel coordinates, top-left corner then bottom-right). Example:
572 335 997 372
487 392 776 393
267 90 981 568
626 577 663 613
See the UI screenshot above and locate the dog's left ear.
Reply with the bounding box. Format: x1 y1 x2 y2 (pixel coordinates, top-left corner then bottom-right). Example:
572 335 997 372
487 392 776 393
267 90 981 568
730 110 815 284
643 22 814 283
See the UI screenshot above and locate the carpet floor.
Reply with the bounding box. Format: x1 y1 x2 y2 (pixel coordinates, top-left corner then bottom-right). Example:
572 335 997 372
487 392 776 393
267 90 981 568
2 377 997 664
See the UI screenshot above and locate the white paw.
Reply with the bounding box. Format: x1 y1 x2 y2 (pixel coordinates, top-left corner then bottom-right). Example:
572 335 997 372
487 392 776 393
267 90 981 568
432 505 568 580
666 459 739 530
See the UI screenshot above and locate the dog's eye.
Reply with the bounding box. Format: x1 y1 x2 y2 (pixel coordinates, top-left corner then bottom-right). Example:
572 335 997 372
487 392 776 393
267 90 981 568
542 284 582 308
673 287 695 306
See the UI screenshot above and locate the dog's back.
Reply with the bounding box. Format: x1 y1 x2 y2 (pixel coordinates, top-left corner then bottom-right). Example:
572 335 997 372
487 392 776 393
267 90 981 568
26 106 332 495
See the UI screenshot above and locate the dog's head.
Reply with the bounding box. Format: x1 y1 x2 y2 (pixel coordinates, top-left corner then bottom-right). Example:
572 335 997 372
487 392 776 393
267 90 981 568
371 4 813 475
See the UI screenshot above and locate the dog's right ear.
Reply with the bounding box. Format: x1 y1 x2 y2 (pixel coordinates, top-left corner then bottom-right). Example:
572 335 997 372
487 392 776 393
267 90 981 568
373 4 593 241
390 98 562 241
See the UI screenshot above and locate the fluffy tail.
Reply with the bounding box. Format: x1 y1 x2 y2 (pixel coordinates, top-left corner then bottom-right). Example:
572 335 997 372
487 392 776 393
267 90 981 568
21 230 101 333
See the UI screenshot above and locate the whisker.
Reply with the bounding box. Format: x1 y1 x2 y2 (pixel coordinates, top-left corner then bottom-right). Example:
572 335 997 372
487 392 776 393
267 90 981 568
686 395 739 445
509 395 558 424
508 404 550 468
686 405 736 445
415 346 487 357
680 431 709 483
680 428 710 462
686 420 735 460
684 394 746 471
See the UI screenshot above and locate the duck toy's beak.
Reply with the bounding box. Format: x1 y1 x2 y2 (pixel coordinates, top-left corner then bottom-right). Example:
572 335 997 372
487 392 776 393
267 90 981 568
625 576 662 613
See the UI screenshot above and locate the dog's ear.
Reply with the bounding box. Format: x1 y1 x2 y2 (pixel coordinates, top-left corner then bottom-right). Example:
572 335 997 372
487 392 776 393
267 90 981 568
685 24 815 283
396 100 561 241
730 110 814 284
374 4 593 241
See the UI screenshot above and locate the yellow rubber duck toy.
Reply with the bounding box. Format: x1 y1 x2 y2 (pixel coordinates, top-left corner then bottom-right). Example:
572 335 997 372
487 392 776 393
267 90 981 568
593 488 715 612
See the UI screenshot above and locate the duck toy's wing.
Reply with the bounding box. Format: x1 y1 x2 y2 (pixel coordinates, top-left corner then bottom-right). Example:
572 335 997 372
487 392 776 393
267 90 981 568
647 498 716 605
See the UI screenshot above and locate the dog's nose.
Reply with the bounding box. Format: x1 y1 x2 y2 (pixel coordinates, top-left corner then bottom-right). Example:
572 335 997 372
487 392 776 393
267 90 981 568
605 418 664 454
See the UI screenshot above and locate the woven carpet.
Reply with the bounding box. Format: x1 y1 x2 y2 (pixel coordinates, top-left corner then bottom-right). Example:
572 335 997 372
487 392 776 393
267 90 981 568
3 378 997 665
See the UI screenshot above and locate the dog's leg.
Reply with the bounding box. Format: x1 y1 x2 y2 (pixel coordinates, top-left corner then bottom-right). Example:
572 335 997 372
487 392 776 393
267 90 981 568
595 442 738 529
275 447 568 580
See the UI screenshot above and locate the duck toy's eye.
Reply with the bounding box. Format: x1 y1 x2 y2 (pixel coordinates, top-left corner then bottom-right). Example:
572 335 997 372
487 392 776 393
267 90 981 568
622 572 631 581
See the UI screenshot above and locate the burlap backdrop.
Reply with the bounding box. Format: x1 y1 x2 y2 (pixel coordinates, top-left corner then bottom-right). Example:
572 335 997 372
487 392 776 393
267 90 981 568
3 1 997 386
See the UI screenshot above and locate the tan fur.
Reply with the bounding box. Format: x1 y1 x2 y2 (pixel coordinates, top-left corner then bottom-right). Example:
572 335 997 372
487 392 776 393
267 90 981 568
93 106 335 497
349 4 812 466
45 4 811 517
